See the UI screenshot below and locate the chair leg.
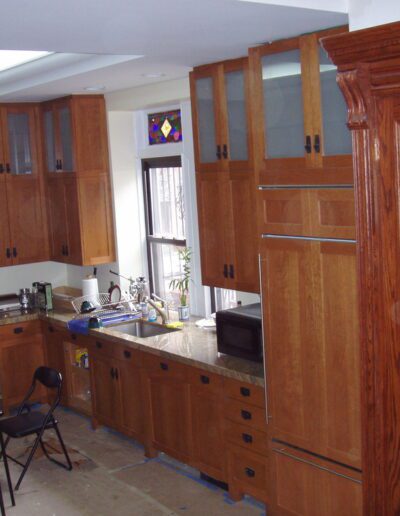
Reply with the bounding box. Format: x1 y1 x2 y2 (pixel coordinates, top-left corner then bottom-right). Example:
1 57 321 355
53 424 72 471
0 483 6 516
0 433 14 507
14 429 44 491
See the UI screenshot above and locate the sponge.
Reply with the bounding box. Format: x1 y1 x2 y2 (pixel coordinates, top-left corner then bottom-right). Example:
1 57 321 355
165 321 184 329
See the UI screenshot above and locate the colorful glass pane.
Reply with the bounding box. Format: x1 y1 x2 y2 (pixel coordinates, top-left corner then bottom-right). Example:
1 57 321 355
148 109 183 145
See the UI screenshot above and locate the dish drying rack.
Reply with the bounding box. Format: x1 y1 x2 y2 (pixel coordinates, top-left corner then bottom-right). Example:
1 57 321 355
71 292 141 323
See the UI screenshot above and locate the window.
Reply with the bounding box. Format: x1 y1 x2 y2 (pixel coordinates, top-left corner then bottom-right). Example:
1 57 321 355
148 109 182 145
143 156 186 305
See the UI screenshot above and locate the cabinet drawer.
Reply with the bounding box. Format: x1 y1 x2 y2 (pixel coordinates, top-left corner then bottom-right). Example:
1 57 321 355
89 337 115 359
224 377 265 408
228 446 268 500
225 398 267 431
258 189 309 236
142 353 188 380
0 320 41 340
188 368 223 394
43 322 68 338
225 420 268 456
309 190 355 240
113 345 142 366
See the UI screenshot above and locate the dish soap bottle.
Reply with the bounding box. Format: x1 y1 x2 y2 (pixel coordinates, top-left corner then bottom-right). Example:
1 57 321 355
147 308 157 322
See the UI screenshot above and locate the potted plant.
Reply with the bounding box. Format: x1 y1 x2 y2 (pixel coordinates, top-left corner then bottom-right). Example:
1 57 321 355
169 247 191 321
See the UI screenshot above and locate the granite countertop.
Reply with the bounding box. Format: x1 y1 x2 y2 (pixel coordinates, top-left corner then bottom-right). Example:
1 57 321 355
0 309 265 387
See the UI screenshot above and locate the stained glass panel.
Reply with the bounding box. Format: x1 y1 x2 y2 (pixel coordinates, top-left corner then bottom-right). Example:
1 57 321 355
148 109 183 145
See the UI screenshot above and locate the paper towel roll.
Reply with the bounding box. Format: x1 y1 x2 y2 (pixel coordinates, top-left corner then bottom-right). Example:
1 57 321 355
82 277 99 305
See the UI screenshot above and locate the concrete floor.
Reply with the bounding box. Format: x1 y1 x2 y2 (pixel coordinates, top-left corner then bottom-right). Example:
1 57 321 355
0 408 266 516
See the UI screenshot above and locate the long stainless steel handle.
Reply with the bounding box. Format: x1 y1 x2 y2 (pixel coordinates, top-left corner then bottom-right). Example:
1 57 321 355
272 447 362 484
261 234 356 244
258 253 270 424
257 184 354 190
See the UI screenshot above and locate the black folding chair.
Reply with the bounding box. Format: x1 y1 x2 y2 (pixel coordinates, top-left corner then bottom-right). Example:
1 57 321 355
0 366 72 491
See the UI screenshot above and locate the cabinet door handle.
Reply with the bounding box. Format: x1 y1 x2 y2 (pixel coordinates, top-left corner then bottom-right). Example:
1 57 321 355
216 145 222 160
6 248 11 259
242 433 253 444
241 410 252 420
245 467 255 478
61 245 65 256
313 134 321 153
115 368 119 380
200 375 210 384
110 367 115 379
60 159 63 169
65 245 69 256
124 350 131 359
240 387 250 397
12 247 17 258
160 362 169 371
229 264 234 279
222 144 228 159
223 264 228 278
304 135 312 154
13 327 23 334
5 163 10 173
96 341 102 349
0 164 3 173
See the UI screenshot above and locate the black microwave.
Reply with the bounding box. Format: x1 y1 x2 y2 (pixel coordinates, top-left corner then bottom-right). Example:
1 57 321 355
216 303 263 363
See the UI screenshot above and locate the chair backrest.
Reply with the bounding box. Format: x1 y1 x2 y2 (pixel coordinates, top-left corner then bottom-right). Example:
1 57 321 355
34 366 62 390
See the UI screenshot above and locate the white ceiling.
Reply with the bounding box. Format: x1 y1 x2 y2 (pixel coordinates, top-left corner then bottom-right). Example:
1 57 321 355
0 0 348 101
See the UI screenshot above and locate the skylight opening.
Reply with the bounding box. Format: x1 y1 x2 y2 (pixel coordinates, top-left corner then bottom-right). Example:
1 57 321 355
0 50 52 72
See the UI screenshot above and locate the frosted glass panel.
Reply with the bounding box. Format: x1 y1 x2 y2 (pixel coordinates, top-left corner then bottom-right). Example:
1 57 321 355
319 47 352 156
262 50 305 159
7 113 33 175
225 70 248 161
44 110 56 172
59 107 74 171
195 77 217 164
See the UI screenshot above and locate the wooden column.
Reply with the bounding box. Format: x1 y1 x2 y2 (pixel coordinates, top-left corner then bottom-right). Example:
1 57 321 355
322 22 400 516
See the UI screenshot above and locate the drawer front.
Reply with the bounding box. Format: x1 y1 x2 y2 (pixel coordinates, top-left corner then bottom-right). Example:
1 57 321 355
88 337 115 359
225 398 267 431
113 345 143 366
142 352 188 380
224 377 265 408
0 320 41 340
228 446 268 498
225 419 268 456
309 190 355 240
188 368 223 394
258 189 310 236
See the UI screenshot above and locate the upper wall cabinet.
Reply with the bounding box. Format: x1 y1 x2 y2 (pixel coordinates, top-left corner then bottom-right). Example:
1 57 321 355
41 95 116 266
0 105 48 266
190 57 253 173
249 26 353 185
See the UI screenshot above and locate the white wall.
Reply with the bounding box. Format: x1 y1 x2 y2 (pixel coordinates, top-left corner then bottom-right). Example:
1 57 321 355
349 0 400 30
0 261 69 295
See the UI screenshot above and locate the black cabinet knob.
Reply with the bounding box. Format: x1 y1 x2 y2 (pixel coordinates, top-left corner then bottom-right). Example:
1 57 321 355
240 387 250 397
5 163 10 173
223 264 228 278
229 264 234 279
70 333 77 341
48 326 54 333
241 410 252 420
313 134 321 153
13 327 23 334
200 375 210 384
0 164 3 173
216 145 222 160
222 144 228 159
110 367 115 379
12 247 17 258
160 362 168 371
242 433 253 444
245 467 255 478
6 248 11 259
124 350 131 359
96 341 102 349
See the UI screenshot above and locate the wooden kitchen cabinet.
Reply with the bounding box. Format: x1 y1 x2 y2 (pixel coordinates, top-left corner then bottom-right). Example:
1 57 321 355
189 368 225 481
90 353 121 427
191 58 258 292
249 26 353 186
270 444 362 516
142 354 193 464
43 323 69 405
0 104 48 266
41 95 116 266
0 320 46 414
260 237 361 469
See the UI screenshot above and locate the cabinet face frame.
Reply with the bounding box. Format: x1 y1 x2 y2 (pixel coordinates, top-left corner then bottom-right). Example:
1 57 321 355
249 26 353 186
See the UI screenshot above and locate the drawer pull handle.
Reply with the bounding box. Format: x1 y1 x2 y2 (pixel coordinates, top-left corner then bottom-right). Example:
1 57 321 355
48 326 54 333
200 375 210 384
110 367 115 379
71 333 77 341
245 467 255 478
240 387 250 397
242 433 253 444
124 350 131 359
96 341 102 349
13 327 23 334
241 410 252 420
160 362 169 371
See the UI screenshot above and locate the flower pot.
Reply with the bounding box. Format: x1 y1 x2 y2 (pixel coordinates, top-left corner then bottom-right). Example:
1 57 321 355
178 305 190 321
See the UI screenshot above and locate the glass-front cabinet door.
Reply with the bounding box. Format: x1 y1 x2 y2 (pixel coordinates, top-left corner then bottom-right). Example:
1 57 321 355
42 100 75 174
43 107 57 172
1 106 38 176
57 103 74 172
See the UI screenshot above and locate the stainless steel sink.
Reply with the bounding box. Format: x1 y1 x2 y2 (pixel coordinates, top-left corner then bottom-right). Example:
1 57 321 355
109 320 180 338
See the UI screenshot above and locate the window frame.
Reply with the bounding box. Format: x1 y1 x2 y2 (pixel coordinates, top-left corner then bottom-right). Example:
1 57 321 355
142 155 186 297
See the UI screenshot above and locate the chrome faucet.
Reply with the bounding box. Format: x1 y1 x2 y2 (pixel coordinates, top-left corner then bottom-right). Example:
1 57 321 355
146 293 170 324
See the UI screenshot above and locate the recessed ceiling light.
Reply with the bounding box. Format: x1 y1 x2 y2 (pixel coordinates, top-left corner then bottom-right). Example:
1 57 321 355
141 73 166 78
84 85 106 92
0 50 52 72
